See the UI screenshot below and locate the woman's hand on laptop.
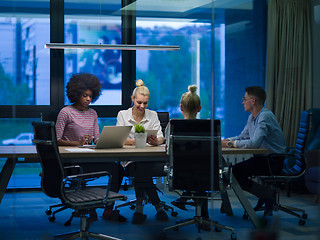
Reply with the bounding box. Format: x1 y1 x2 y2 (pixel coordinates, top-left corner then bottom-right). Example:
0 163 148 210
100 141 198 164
80 135 94 145
124 138 135 146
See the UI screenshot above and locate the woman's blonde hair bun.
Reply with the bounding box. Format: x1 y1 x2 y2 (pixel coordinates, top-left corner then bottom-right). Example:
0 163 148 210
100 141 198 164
188 85 197 93
132 79 149 99
136 79 145 87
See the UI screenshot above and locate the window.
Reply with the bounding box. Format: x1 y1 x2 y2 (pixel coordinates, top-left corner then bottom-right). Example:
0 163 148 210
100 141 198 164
0 0 267 187
0 4 50 106
64 19 123 105
136 20 213 120
214 0 267 137
134 0 267 138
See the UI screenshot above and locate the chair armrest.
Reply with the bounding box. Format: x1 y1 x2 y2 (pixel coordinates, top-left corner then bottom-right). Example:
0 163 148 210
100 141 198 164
63 165 83 174
62 171 111 191
264 153 305 176
65 170 111 181
286 147 295 154
267 153 303 158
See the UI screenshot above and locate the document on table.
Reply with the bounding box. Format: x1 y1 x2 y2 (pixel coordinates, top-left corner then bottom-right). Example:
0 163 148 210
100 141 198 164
64 148 96 152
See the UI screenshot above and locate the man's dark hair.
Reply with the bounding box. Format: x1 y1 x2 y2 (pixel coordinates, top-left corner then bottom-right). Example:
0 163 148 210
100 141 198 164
245 86 266 106
66 73 101 103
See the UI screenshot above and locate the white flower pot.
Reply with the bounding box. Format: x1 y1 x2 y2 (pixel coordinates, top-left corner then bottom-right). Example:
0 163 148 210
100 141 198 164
134 132 147 148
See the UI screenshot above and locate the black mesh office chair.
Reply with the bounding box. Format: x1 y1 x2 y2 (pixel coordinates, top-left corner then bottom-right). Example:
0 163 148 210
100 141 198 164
115 112 178 216
163 119 236 240
243 110 311 226
32 121 127 239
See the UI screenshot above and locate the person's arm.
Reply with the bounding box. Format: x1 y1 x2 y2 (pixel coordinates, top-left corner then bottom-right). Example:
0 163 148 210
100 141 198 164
146 111 164 146
221 121 248 148
148 135 164 146
124 138 135 145
116 111 125 126
235 118 267 149
55 110 81 146
221 139 233 148
116 110 135 146
223 116 251 148
93 111 100 144
164 123 170 153
55 108 92 146
229 120 250 141
57 137 87 146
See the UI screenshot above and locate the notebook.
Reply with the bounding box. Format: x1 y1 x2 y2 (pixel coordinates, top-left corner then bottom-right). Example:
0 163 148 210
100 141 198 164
80 126 132 149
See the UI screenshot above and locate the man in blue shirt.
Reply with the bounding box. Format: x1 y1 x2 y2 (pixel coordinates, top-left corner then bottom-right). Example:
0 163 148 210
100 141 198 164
222 86 287 216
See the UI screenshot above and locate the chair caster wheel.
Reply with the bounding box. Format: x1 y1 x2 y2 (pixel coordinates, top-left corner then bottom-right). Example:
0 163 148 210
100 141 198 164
48 216 55 222
299 219 306 226
45 209 52 215
302 213 308 219
171 211 178 217
231 233 237 240
129 205 136 210
242 212 249 220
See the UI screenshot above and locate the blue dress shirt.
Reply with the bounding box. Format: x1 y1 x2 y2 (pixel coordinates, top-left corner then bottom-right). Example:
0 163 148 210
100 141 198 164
229 107 287 154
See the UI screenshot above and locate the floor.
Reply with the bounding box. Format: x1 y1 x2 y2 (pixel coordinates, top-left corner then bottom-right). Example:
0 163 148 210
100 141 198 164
0 186 319 240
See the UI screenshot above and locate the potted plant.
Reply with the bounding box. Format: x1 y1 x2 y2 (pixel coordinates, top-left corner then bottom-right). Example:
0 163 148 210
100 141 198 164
134 124 147 148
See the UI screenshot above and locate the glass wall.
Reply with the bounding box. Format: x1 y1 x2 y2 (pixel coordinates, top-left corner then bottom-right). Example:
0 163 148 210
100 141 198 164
0 1 50 189
0 1 276 239
0 0 267 188
134 0 266 138
64 13 123 105
0 7 50 106
215 0 267 137
136 20 213 119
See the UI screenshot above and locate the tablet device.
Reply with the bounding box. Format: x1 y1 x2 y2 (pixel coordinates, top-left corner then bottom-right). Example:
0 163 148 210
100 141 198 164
146 129 158 137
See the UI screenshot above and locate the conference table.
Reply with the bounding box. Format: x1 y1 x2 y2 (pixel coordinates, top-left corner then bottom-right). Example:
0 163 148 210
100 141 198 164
0 145 268 228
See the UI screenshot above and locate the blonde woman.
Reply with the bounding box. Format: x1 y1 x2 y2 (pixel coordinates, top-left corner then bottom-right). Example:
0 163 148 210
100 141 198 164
165 85 211 230
116 79 168 224
165 85 201 151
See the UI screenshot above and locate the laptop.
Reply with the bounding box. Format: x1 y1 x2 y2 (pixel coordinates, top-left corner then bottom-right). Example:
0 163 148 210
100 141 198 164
80 126 132 149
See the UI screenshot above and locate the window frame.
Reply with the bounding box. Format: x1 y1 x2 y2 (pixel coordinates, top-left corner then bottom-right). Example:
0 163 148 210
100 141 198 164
0 0 135 119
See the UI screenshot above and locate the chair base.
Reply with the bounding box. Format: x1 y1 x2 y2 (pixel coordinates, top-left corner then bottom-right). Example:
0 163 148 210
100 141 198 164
163 200 236 240
275 203 307 226
46 204 69 222
115 198 178 217
54 213 122 240
54 231 122 240
243 195 308 226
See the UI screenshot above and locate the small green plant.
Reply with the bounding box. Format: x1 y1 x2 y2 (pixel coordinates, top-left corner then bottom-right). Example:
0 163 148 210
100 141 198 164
134 123 145 133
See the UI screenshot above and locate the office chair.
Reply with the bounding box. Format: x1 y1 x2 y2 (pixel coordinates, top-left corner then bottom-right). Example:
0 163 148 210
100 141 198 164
304 108 320 202
243 110 311 226
163 119 236 240
32 121 127 239
39 111 69 223
40 111 60 123
115 111 178 217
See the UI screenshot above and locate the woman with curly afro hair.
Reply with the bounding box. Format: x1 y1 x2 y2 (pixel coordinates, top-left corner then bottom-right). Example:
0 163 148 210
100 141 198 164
66 72 102 106
55 73 126 222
